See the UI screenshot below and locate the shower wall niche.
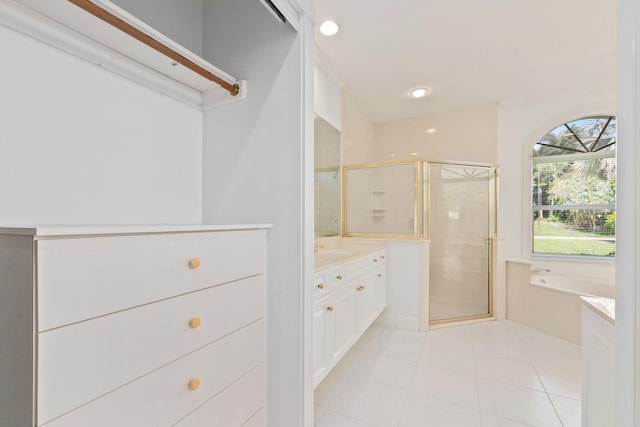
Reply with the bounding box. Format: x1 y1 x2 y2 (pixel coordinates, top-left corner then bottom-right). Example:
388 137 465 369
344 162 422 237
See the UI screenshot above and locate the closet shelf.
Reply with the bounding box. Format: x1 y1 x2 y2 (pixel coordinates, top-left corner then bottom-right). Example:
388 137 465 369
1 0 247 109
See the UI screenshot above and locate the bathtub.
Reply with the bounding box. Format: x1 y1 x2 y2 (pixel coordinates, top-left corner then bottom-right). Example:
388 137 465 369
506 261 615 344
531 275 615 299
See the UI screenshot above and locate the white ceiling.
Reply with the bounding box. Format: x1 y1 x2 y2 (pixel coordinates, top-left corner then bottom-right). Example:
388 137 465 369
315 0 617 123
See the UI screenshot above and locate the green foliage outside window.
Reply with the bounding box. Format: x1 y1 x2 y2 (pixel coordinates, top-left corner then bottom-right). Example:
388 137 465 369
532 116 616 257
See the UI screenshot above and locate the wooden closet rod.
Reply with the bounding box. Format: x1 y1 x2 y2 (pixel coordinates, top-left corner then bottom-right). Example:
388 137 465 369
68 0 240 96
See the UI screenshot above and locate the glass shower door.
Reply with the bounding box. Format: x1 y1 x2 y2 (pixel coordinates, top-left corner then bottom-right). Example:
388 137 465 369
427 163 496 323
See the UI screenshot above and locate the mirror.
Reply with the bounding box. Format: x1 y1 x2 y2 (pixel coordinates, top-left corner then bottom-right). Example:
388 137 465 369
315 116 342 237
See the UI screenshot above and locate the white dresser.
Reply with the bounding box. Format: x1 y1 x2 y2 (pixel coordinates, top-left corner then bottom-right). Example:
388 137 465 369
0 225 269 427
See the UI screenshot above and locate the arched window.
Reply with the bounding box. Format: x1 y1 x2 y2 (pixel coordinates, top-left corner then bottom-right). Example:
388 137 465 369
532 116 616 257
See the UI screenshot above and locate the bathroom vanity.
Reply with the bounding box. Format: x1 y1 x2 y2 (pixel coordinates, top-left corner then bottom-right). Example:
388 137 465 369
313 244 387 387
0 225 268 426
581 296 615 427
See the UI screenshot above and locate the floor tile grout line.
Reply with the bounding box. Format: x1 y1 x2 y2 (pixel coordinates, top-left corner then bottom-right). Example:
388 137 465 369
330 325 414 427
317 320 579 427
395 331 431 427
397 331 429 427
470 322 484 421
474 321 569 426
316 407 377 427
510 321 568 427
477 410 538 427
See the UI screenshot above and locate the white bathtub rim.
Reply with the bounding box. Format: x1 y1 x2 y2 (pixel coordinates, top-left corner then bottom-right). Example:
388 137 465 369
530 275 615 299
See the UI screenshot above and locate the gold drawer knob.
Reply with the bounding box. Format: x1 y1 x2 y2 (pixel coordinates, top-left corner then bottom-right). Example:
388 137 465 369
336 275 343 280
357 286 365 292
373 259 378 263
380 256 385 259
189 378 201 390
326 306 334 312
189 258 201 269
317 283 325 290
189 317 202 329
377 274 382 278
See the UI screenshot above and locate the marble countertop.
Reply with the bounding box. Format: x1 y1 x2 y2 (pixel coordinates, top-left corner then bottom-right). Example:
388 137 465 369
581 296 615 325
314 242 386 271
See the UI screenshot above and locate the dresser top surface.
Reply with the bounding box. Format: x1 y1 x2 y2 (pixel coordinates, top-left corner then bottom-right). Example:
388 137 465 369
0 224 272 237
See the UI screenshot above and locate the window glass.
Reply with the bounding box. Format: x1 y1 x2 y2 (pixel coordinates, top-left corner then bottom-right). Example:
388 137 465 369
532 116 616 257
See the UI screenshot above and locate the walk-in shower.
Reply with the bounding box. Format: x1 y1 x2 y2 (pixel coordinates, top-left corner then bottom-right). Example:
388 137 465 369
343 160 498 324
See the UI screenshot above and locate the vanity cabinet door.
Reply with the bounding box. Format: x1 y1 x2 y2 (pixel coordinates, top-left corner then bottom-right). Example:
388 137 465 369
355 275 372 333
329 285 358 364
313 298 331 388
373 264 387 315
356 271 386 334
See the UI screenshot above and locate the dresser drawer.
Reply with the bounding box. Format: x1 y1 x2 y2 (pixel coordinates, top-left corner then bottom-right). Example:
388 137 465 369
37 275 264 425
174 364 264 426
36 229 266 331
42 320 264 427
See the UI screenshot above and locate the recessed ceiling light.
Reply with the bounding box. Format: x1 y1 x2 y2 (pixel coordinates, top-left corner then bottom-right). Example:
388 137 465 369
410 152 419 156
320 20 339 36
410 88 429 98
426 128 437 134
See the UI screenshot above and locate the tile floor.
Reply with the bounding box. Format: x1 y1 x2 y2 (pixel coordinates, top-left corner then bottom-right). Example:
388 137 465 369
314 320 582 427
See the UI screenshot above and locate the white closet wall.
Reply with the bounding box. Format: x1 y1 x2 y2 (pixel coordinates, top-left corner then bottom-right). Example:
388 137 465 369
0 24 203 225
200 2 311 426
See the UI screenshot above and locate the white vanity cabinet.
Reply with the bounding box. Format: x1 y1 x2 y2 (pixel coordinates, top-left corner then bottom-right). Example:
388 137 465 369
0 225 268 427
313 249 387 388
581 297 615 427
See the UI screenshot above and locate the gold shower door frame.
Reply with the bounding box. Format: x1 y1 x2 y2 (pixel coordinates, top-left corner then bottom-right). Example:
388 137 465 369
423 162 498 325
342 159 498 325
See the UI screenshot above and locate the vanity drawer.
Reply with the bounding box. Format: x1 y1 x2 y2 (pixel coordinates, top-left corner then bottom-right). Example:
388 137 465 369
42 320 265 427
329 258 371 289
36 229 265 331
371 250 386 267
314 271 330 300
37 275 264 425
174 364 264 426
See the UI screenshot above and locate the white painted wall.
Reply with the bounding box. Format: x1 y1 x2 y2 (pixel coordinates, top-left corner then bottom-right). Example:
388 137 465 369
615 0 640 423
342 89 376 165
199 2 311 426
377 240 430 331
314 117 340 169
374 104 499 164
0 24 203 225
314 66 342 131
111 0 204 55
